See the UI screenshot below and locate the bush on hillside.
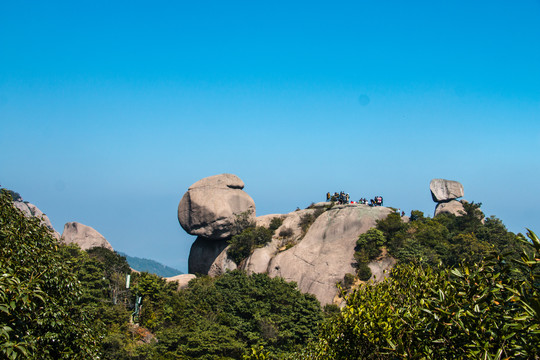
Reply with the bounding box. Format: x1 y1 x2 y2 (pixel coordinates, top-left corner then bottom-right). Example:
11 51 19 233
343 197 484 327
228 226 273 265
303 230 540 359
0 189 102 359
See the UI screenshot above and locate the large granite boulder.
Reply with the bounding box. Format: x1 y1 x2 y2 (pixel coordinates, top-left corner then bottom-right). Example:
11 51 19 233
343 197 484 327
12 200 61 239
430 179 464 202
434 199 466 217
62 222 114 251
260 205 392 305
178 174 256 240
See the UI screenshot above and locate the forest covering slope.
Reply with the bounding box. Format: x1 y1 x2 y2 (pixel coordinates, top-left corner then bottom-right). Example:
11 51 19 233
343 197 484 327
1 188 538 359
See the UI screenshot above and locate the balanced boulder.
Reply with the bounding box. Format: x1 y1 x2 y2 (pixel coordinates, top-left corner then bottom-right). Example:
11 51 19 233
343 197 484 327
178 174 256 240
430 179 464 202
62 222 114 251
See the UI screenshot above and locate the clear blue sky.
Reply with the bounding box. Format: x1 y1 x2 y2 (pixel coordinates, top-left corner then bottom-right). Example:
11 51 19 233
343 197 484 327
1 1 539 273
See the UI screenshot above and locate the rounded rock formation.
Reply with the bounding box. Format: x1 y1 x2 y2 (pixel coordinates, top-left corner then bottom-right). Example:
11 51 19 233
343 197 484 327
62 222 114 251
430 179 464 202
434 199 466 217
178 174 256 240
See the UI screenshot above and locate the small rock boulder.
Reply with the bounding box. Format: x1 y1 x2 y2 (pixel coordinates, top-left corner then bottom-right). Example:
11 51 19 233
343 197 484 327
430 179 464 202
178 174 256 240
166 274 197 290
62 222 114 251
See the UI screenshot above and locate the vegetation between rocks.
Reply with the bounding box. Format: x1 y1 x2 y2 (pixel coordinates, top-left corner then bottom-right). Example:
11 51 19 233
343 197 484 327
2 188 539 359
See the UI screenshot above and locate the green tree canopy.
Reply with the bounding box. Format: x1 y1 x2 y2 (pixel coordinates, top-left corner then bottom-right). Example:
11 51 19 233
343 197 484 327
0 189 101 359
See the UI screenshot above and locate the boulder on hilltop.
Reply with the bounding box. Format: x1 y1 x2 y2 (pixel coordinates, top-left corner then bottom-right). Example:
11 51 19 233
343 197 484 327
178 174 256 240
62 222 114 251
430 179 464 202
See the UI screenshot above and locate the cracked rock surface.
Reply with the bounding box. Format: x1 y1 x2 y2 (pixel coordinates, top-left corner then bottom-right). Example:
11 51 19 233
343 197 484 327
264 205 392 305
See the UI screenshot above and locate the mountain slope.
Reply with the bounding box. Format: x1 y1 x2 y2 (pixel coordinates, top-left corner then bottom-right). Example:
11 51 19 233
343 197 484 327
118 252 183 277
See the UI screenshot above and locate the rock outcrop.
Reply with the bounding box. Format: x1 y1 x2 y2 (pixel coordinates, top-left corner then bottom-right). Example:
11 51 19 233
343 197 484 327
430 179 466 217
178 174 256 240
434 199 465 217
166 274 197 290
62 222 114 251
188 237 232 275
263 205 392 305
430 179 464 202
12 200 61 239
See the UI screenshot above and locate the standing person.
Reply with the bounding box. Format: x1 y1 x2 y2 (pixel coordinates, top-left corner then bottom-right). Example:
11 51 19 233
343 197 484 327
326 192 331 201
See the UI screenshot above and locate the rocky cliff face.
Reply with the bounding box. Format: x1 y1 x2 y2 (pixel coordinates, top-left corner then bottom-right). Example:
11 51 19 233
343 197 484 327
178 174 396 306
251 204 393 305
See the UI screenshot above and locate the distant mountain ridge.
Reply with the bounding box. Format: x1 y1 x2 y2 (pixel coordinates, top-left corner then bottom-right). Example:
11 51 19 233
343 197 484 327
118 252 183 277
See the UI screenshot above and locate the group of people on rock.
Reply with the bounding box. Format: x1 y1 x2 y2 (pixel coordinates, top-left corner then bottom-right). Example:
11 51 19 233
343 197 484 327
327 191 350 204
325 192 384 207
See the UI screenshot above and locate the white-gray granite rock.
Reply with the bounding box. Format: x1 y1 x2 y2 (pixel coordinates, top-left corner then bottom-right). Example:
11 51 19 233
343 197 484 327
434 199 466 217
430 179 464 202
62 222 114 251
207 248 237 277
266 205 392 305
178 174 256 240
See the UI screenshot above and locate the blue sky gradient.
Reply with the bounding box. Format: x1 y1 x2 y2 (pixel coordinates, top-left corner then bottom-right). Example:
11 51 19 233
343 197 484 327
1 1 539 272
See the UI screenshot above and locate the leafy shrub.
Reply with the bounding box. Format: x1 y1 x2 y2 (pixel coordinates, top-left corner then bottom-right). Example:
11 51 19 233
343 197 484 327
356 263 372 281
279 227 293 238
356 228 385 260
409 210 425 222
299 208 325 234
343 273 356 288
228 227 273 265
322 304 341 318
157 271 324 359
304 231 540 359
231 210 256 236
0 189 102 359
269 217 283 233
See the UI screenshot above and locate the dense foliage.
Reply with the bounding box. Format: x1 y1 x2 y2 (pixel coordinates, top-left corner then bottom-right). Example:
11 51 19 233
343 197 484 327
353 202 528 270
0 189 102 359
4 186 538 359
228 227 273 265
302 230 539 359
300 202 539 359
154 271 323 359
